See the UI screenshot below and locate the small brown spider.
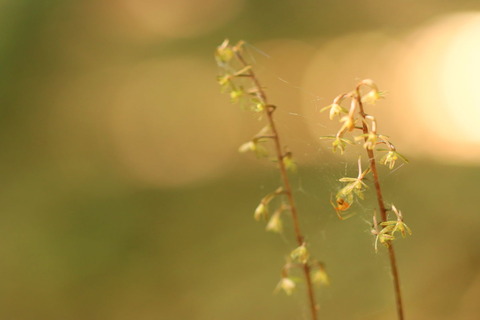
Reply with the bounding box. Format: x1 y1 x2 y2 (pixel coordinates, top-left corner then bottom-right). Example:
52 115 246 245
330 196 352 220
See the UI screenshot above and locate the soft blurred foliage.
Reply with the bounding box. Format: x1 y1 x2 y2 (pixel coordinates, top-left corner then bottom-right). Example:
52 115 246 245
0 0 480 319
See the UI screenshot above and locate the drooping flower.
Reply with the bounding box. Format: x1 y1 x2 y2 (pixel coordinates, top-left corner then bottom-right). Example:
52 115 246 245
312 267 330 286
321 103 347 120
379 150 409 169
265 210 283 233
339 115 356 132
319 136 354 154
361 89 385 105
238 140 268 158
275 277 296 295
254 202 268 221
355 132 378 150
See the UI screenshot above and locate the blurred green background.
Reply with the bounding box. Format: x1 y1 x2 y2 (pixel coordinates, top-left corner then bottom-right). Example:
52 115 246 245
1 0 480 319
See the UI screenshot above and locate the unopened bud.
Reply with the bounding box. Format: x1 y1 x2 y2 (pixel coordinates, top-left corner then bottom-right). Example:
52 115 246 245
265 211 283 233
254 203 268 221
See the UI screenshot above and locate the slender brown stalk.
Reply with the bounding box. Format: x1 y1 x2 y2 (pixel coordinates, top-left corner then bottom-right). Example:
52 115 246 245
356 89 405 320
235 49 319 320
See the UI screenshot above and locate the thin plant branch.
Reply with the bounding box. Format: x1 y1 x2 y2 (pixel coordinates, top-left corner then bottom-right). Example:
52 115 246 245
235 45 319 320
216 40 322 320
321 79 410 320
355 84 405 320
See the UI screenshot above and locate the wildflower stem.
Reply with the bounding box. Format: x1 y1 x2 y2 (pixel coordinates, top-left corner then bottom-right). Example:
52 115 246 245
235 48 318 320
356 87 405 320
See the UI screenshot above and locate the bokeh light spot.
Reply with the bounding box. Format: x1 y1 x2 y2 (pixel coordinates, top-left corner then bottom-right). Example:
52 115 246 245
398 12 480 162
92 0 244 41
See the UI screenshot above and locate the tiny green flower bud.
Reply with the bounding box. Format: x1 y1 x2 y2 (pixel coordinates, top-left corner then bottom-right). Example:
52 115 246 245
282 153 297 173
290 243 309 264
252 103 265 113
215 39 234 64
230 89 243 103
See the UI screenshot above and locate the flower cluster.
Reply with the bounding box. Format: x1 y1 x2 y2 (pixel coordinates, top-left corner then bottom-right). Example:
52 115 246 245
320 80 406 163
371 205 412 252
216 40 328 309
321 80 410 317
321 80 411 247
216 39 266 112
275 257 330 296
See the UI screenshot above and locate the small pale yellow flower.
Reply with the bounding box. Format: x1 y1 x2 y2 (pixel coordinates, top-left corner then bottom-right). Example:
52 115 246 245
275 277 296 295
215 39 234 64
290 244 309 264
339 115 355 132
265 211 283 233
312 268 330 286
239 141 255 153
282 153 297 173
355 132 378 150
230 89 243 103
238 140 268 158
361 90 385 105
321 103 346 120
379 150 408 169
254 202 268 221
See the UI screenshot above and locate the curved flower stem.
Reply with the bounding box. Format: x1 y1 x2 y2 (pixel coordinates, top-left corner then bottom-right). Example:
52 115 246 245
235 49 319 320
355 88 405 320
